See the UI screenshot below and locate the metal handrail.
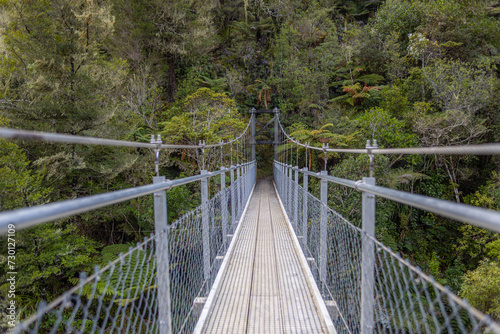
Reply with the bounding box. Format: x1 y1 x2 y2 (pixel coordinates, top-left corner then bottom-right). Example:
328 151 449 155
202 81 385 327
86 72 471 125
0 117 252 149
275 161 500 233
0 161 256 235
277 116 500 155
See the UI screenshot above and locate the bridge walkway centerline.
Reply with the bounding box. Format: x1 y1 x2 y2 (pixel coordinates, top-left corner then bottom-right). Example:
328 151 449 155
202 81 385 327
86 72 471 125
194 180 335 334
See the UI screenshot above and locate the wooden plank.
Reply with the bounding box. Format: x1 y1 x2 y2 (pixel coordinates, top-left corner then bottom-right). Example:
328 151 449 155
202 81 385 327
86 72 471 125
199 180 332 334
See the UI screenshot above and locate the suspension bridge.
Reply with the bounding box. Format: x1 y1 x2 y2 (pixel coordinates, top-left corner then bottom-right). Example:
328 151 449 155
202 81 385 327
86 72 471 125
1 108 500 333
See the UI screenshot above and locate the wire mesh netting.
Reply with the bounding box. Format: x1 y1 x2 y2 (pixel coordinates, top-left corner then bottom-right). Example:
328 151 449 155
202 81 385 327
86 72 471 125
274 163 500 334
11 164 256 334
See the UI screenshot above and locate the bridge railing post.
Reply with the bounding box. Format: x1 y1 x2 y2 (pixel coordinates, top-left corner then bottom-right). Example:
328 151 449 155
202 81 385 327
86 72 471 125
288 165 293 215
286 165 290 213
302 168 308 249
220 167 228 249
201 170 210 294
251 110 256 161
230 167 236 232
237 165 242 218
241 164 246 209
253 161 257 186
282 164 286 201
287 165 290 213
153 176 172 334
244 163 248 201
294 166 299 230
279 164 283 203
361 177 376 334
283 165 288 210
277 163 281 194
274 109 279 160
283 164 286 200
244 164 248 199
320 170 328 292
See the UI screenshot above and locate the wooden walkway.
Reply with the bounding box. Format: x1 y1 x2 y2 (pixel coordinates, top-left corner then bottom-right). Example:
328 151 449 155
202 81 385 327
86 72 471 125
194 180 334 334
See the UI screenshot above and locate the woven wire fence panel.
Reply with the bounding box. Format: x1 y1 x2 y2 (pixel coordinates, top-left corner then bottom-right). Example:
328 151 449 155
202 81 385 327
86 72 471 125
11 167 256 334
168 205 203 333
372 235 500 334
273 163 500 334
289 177 302 233
12 235 160 334
209 191 224 286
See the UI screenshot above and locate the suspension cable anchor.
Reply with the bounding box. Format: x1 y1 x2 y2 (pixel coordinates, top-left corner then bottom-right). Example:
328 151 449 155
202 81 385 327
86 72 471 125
150 134 163 177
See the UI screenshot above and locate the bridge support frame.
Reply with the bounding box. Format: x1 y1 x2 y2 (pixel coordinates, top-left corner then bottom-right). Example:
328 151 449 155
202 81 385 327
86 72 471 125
248 108 280 161
361 177 376 334
201 170 210 294
153 176 172 334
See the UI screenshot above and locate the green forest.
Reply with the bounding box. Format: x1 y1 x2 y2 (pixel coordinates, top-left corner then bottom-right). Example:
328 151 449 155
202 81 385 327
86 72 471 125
0 0 500 326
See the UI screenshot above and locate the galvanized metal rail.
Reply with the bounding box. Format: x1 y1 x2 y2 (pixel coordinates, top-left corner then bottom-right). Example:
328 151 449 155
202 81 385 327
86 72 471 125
10 161 257 334
1 117 258 333
0 117 251 149
274 161 500 334
0 163 251 234
276 112 500 155
4 108 500 334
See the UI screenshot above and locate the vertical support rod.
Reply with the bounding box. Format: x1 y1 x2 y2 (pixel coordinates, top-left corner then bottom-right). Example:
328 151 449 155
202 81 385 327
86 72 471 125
294 166 299 228
274 109 279 160
230 167 236 230
251 110 256 161
220 167 228 248
320 170 328 290
302 168 308 248
201 170 210 293
361 177 376 334
153 176 172 334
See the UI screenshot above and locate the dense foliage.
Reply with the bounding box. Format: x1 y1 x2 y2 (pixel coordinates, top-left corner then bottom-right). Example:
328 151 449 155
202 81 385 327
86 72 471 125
0 0 499 325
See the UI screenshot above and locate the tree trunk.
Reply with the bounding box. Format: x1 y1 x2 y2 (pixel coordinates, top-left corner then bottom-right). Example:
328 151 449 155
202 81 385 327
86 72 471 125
443 158 460 203
167 54 176 102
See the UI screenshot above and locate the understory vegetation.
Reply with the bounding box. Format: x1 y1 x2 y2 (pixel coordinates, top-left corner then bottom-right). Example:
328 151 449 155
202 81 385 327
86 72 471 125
0 0 499 324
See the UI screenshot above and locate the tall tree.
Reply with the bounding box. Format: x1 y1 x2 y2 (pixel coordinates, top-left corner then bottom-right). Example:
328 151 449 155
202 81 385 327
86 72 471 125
0 0 133 200
151 0 219 101
0 0 124 134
